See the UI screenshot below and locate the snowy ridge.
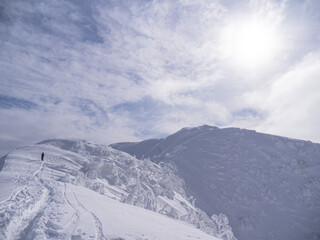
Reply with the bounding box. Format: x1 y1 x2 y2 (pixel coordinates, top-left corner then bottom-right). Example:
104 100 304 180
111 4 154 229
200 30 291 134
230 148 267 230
112 125 320 240
0 138 233 240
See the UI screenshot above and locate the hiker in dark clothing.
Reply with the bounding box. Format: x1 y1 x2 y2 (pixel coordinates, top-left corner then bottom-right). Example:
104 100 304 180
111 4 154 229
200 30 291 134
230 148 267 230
41 152 44 161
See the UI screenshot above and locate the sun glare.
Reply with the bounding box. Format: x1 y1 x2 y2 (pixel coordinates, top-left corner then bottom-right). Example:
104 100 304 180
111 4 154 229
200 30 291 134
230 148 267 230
222 18 281 69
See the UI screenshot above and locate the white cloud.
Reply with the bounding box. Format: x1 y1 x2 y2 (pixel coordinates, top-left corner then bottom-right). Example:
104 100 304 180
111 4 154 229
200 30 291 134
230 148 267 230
0 0 227 153
250 0 287 24
0 0 320 156
248 52 320 142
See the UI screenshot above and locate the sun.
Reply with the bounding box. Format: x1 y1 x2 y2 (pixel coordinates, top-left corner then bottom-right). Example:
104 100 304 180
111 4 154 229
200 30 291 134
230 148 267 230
221 18 281 69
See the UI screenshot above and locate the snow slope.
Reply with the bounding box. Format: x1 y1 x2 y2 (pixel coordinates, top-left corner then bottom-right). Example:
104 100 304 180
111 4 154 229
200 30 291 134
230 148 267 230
0 139 233 240
111 125 320 240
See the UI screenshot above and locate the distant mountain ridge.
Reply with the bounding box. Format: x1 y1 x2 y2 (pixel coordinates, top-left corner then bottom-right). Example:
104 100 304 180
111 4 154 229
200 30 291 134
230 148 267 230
111 125 320 240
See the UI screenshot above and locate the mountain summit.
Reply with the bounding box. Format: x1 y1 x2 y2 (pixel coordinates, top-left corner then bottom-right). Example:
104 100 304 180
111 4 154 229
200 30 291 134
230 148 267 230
111 125 320 240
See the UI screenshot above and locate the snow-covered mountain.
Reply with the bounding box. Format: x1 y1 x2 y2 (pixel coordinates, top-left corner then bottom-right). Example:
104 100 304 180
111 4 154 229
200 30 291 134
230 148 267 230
111 125 320 240
0 138 234 240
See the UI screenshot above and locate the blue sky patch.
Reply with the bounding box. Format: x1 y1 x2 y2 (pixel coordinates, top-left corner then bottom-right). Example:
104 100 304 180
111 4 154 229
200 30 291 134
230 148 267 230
0 95 38 110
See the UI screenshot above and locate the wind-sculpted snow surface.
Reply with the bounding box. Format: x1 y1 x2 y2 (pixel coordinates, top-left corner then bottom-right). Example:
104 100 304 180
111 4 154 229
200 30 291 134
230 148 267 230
0 138 229 240
112 125 320 240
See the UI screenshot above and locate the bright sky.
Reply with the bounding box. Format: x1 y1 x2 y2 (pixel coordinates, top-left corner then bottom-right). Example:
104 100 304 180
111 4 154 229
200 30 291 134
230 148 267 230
1 0 320 156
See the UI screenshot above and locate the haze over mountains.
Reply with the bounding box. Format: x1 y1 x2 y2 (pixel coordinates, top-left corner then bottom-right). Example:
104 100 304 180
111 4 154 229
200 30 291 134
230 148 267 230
111 125 320 240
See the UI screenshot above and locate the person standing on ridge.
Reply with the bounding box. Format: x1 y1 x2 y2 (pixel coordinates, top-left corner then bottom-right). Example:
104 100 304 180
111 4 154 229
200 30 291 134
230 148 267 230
41 152 44 161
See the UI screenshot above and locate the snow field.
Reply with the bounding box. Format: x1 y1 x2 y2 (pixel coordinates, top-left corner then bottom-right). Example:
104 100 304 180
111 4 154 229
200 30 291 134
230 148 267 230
0 139 226 239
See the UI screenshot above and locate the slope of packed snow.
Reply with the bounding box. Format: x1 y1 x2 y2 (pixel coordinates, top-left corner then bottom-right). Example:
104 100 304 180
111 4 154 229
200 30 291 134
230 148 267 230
111 125 320 240
0 138 234 240
111 139 161 160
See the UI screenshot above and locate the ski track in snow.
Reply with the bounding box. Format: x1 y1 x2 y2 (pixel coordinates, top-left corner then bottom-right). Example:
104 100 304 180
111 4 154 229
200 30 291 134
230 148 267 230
71 188 108 240
0 156 98 240
62 183 81 239
0 161 49 239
